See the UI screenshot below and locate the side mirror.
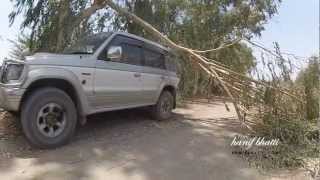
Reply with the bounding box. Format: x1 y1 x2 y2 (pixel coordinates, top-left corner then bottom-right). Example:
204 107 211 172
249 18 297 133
107 46 122 61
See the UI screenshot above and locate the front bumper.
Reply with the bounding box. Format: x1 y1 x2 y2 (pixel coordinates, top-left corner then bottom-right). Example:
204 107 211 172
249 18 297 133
0 85 25 111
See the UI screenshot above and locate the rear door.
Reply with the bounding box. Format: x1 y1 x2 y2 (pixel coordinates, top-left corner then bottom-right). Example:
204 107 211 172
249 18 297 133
93 35 144 109
140 44 168 104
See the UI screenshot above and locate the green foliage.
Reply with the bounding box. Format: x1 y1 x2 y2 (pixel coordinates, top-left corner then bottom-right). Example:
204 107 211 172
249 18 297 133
8 34 31 60
9 0 280 96
7 0 279 97
241 56 320 170
296 56 320 121
115 0 279 97
250 114 319 169
9 0 92 52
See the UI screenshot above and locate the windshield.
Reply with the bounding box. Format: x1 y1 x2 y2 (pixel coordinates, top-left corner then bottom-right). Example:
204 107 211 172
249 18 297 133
63 32 112 54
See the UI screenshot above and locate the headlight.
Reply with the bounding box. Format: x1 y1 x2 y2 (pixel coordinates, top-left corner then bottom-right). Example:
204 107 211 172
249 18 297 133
1 61 25 83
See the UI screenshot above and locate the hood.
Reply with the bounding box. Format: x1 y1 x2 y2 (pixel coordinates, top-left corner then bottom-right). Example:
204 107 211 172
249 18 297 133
25 53 93 66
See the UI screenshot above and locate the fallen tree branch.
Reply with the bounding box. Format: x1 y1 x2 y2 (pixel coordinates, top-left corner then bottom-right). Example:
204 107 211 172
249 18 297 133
192 38 242 53
198 63 244 123
201 56 304 103
95 0 302 132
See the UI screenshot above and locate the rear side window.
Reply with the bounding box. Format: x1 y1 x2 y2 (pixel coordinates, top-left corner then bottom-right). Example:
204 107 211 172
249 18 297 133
144 49 165 69
165 54 178 72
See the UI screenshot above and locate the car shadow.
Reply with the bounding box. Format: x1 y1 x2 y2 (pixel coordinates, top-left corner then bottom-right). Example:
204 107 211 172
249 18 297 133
0 101 264 180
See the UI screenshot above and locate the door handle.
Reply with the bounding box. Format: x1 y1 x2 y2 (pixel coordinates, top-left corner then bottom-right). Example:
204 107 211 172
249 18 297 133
134 73 141 78
81 72 91 76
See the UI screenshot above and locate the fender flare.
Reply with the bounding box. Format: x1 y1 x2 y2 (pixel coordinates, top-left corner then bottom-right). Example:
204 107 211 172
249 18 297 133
21 67 91 116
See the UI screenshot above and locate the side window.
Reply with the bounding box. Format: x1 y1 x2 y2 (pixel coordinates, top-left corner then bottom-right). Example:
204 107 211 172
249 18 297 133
165 54 177 72
122 43 142 66
144 48 165 69
98 35 142 66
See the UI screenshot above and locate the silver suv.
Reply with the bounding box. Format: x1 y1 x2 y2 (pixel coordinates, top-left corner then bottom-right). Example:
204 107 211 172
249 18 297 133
0 32 179 148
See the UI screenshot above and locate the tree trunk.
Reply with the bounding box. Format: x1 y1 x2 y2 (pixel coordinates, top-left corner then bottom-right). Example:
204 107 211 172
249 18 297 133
56 0 71 52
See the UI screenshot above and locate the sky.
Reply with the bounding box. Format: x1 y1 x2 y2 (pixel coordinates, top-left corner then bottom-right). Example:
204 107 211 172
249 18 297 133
252 0 319 59
0 0 319 64
0 1 22 62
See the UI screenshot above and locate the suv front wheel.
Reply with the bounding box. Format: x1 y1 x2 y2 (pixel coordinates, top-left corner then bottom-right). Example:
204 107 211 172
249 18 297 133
21 87 77 149
151 91 174 121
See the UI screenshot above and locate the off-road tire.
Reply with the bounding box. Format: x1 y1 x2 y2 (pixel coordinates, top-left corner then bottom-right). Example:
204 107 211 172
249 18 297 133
151 91 174 121
21 87 77 149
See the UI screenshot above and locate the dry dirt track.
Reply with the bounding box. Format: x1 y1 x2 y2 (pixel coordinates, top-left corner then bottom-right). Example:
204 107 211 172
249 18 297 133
0 100 311 180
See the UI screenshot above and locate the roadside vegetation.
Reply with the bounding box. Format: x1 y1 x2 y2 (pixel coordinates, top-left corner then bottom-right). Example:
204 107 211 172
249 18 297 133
243 55 319 177
7 0 319 175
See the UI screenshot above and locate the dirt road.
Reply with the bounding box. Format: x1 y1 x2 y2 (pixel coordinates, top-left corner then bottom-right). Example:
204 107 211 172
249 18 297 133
0 100 310 180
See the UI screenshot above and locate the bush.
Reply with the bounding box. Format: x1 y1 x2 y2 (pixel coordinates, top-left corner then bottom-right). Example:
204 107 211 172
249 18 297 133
248 112 319 170
242 57 320 170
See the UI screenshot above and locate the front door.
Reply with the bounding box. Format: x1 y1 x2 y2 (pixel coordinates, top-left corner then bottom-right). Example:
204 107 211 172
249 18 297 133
93 35 144 109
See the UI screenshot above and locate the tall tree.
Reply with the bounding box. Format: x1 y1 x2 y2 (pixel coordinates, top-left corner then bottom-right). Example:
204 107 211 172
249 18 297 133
8 0 282 98
296 56 320 120
9 0 93 52
10 0 280 54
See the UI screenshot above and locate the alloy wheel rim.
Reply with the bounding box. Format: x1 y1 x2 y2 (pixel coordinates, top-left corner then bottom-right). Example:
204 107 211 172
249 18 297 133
160 96 172 115
36 103 66 138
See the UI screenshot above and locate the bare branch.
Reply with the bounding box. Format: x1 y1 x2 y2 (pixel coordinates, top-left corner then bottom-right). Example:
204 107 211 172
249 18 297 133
192 38 242 53
71 1 108 30
201 56 304 103
197 62 244 123
245 39 282 59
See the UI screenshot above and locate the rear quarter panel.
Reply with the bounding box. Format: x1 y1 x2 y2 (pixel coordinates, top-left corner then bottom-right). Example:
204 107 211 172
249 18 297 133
153 70 179 103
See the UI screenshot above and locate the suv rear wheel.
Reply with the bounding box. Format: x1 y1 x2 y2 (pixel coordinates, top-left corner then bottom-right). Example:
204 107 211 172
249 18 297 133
21 87 77 149
151 91 174 121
